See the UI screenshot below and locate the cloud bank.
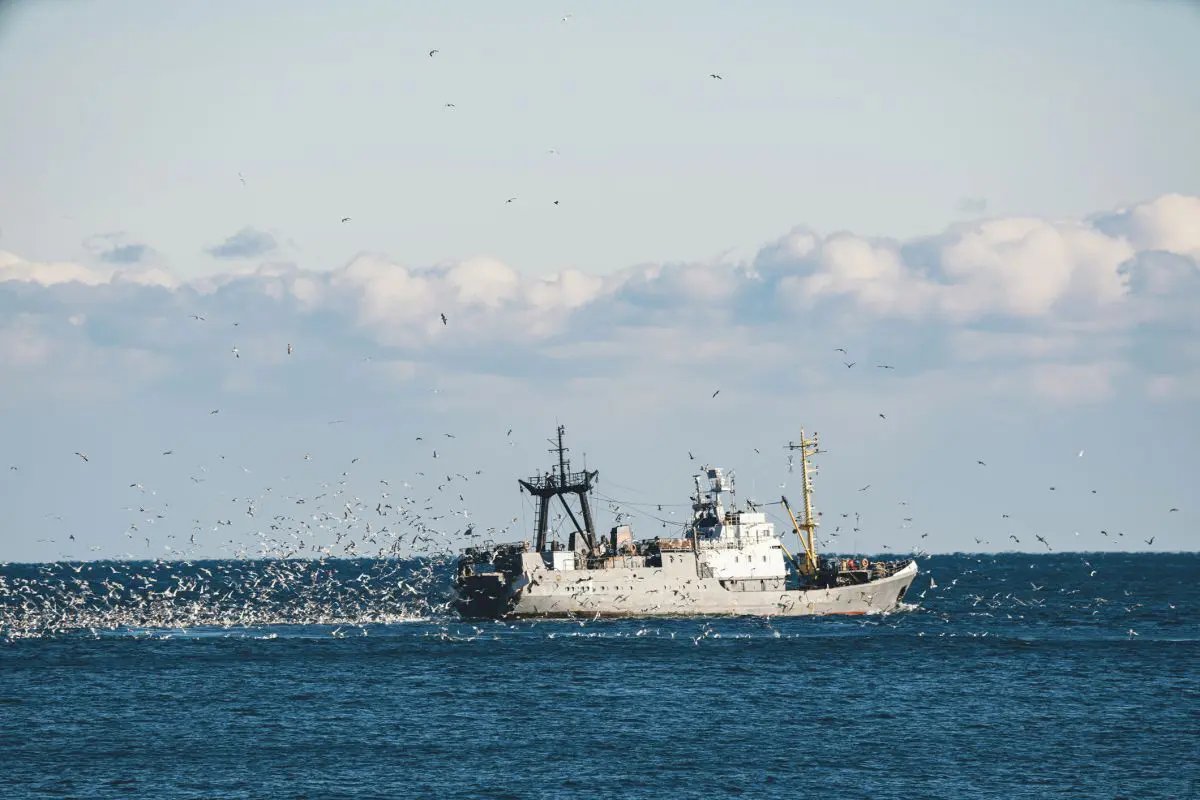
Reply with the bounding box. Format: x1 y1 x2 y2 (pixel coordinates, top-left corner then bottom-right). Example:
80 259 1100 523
1 193 1198 417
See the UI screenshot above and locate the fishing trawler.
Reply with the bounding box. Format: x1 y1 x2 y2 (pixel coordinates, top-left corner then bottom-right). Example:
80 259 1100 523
453 426 917 619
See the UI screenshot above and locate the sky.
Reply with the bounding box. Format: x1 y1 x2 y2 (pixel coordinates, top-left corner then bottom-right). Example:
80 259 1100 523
1 0 1198 563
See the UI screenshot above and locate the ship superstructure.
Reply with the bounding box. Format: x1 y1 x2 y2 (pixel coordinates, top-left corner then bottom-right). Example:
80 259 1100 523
453 425 917 619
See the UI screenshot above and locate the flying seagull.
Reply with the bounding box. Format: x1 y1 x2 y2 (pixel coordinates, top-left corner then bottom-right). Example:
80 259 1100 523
429 49 439 57
440 313 448 325
75 452 89 462
710 73 723 80
341 217 351 223
712 389 720 398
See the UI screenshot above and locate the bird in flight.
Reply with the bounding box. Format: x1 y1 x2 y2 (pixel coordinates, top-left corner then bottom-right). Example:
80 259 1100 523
505 197 517 203
341 217 351 223
440 313 448 325
709 73 723 80
429 49 439 57
238 172 246 186
712 389 720 398
75 452 89 462
843 361 855 368
977 460 986 466
834 347 847 354
287 343 293 355
1144 536 1155 545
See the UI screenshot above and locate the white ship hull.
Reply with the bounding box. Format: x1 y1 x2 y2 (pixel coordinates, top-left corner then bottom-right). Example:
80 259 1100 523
457 552 917 619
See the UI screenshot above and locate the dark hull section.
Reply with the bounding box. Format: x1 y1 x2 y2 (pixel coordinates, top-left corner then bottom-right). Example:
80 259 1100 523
452 573 516 620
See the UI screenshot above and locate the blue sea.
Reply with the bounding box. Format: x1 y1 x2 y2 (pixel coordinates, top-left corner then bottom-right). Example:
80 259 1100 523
1 552 1197 799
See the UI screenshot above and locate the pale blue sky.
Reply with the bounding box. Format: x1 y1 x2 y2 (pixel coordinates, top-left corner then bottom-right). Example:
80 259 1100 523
1 1 1199 563
2 1 1198 277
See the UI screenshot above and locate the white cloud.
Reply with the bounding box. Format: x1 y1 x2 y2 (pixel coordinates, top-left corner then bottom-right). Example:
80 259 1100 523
0 194 1197 409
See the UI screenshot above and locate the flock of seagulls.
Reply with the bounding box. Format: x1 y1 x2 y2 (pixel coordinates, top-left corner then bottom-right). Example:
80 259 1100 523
1 15 1186 644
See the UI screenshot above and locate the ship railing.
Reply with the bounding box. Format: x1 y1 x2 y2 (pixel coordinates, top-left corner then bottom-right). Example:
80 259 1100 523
522 471 594 491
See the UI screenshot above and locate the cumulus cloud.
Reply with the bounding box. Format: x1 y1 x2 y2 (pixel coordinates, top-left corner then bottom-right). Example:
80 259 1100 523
204 226 277 260
1 194 1198 412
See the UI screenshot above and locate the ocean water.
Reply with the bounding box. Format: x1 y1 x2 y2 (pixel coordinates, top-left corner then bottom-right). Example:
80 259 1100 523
1 552 1197 800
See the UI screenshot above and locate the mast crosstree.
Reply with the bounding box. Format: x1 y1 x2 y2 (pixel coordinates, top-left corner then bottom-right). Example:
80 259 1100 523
517 425 600 553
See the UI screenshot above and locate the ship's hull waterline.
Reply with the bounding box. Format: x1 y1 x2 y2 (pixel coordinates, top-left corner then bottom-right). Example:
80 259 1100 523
456 559 918 620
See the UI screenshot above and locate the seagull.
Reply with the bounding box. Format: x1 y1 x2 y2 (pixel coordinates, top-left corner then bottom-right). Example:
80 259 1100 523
75 452 89 462
709 73 723 80
341 217 351 223
190 314 205 321
505 197 517 203
440 313 448 325
834 347 847 354
1144 537 1155 545
1168 507 1178 512
877 364 895 370
231 347 239 358
444 103 456 108
712 389 720 398
843 361 855 368
428 49 439 57
238 172 246 186
878 413 886 419
287 343 293 355
977 460 986 466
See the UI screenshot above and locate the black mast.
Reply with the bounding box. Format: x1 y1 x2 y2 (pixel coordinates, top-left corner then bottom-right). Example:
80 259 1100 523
517 425 600 553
